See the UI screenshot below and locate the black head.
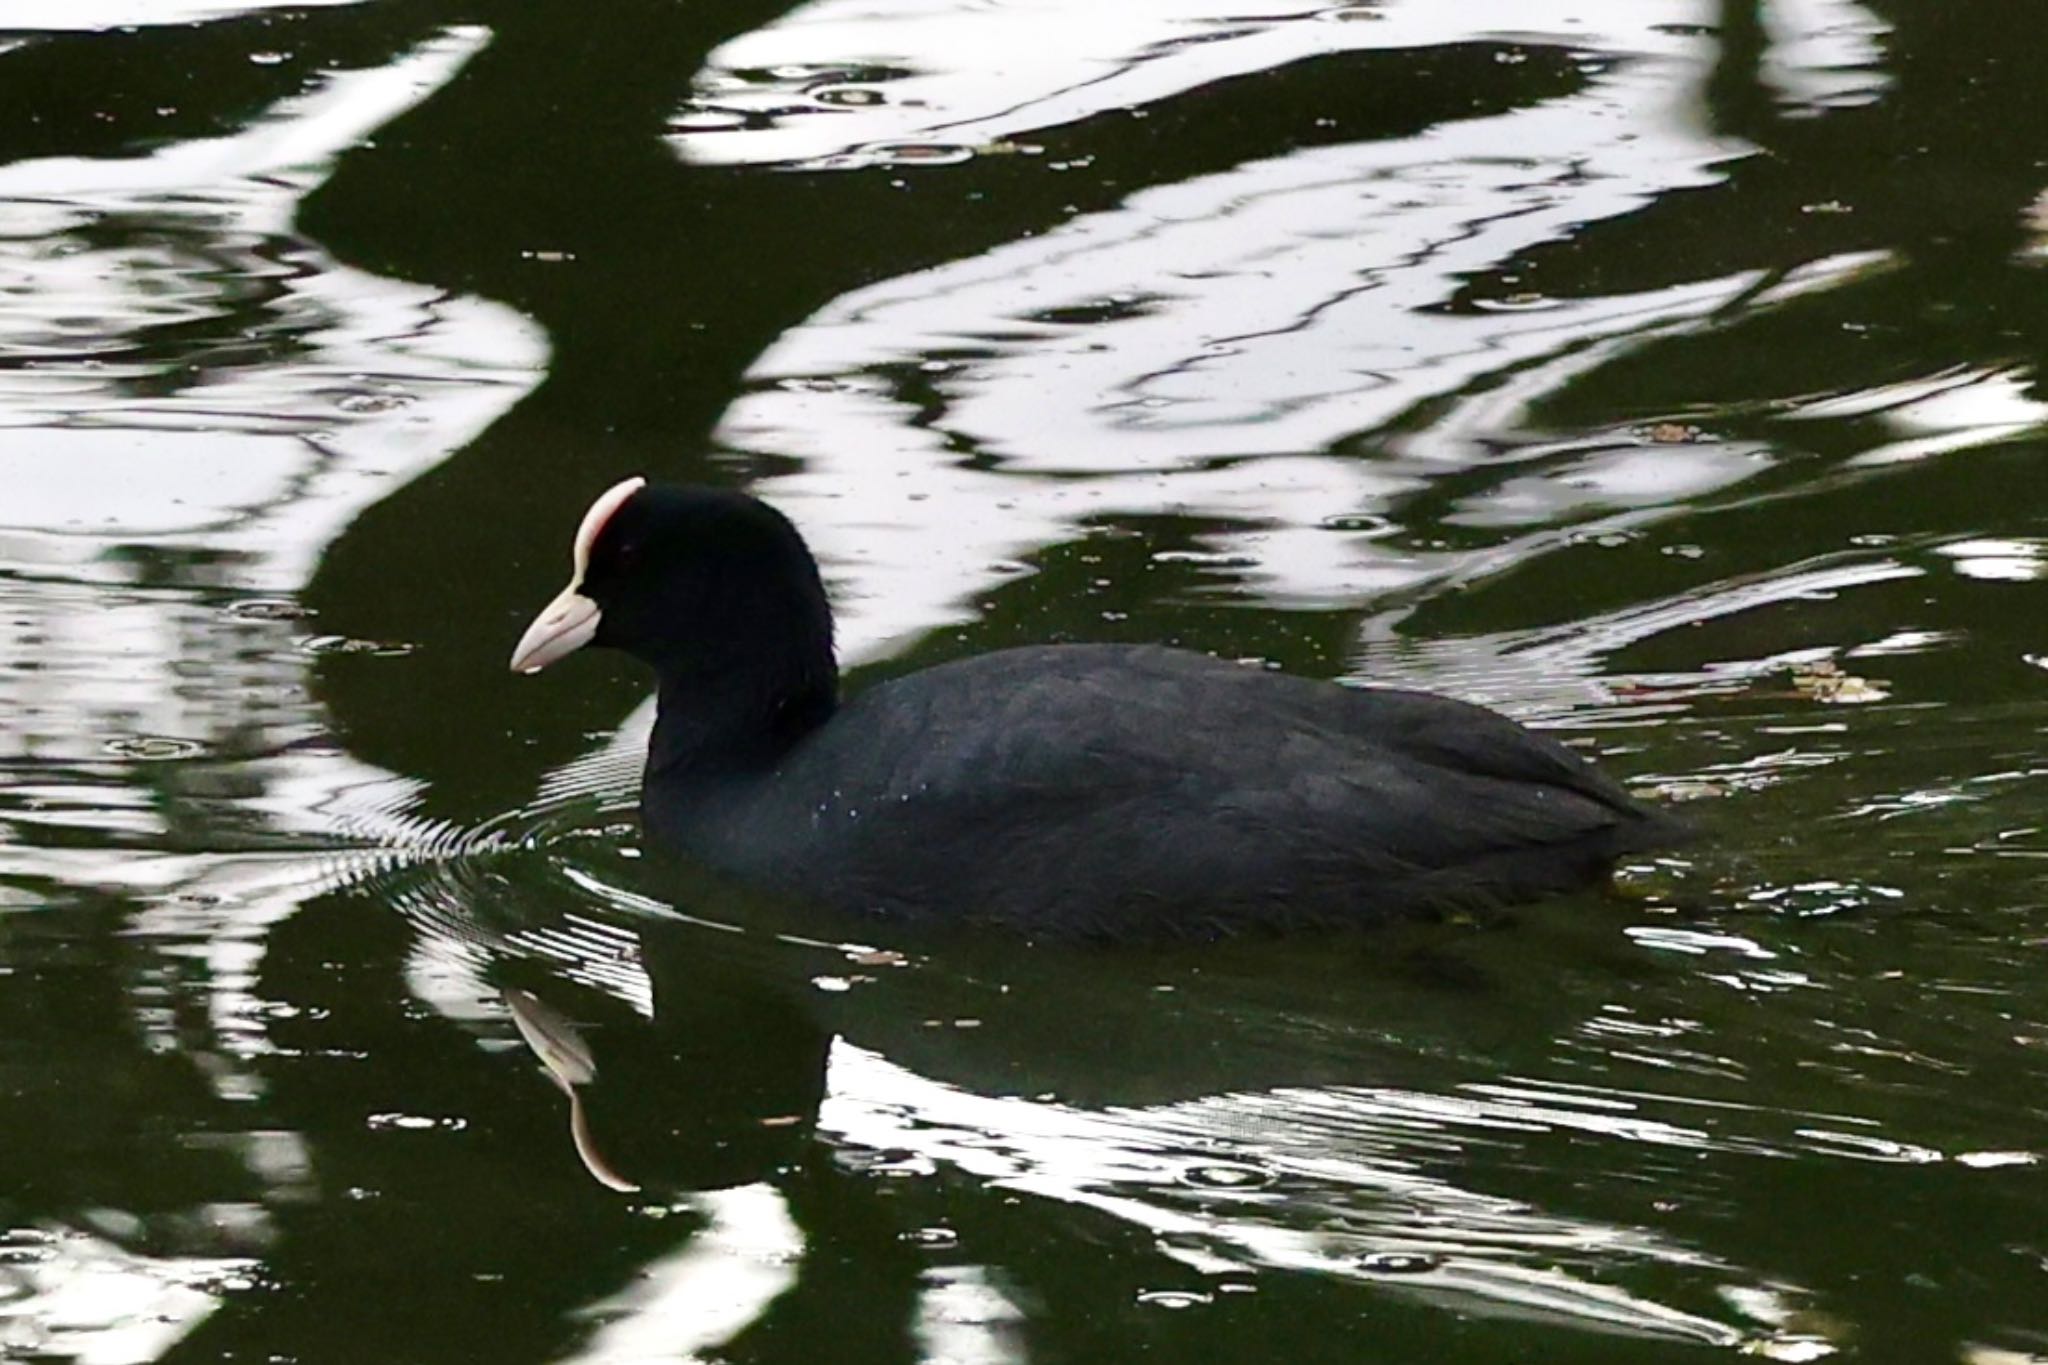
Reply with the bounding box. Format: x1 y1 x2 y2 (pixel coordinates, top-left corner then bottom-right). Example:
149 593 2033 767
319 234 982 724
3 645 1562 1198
511 479 838 759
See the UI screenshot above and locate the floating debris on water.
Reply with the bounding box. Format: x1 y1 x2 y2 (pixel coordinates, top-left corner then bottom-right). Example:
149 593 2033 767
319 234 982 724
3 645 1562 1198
1643 421 1707 443
334 390 413 414
869 142 974 166
226 598 315 622
1790 658 1890 705
299 635 418 658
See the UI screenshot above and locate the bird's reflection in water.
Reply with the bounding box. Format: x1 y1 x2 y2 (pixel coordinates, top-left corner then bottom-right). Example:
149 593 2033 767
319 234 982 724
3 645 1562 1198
468 855 1823 1361
494 901 1027 1364
500 939 827 1198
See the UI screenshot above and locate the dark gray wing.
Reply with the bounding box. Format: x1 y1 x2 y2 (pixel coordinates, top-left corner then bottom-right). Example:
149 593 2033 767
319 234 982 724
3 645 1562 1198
747 646 1674 932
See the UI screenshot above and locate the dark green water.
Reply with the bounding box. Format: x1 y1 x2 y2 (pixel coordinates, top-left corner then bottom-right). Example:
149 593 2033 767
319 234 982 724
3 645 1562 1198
2 2 2046 1361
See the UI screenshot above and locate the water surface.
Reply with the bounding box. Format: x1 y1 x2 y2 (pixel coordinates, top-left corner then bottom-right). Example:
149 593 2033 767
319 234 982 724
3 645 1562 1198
2 2 2046 1362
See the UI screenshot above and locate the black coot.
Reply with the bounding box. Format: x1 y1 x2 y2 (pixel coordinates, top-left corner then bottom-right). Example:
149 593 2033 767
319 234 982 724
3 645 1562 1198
511 478 1689 939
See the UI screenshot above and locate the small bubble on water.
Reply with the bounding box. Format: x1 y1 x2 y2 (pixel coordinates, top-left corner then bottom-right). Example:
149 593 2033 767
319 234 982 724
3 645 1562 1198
900 1225 958 1248
1751 1337 1838 1363
1354 1251 1441 1275
1136 1289 1212 1310
1178 1163 1274 1191
366 1113 467 1132
816 86 885 106
104 735 204 761
248 50 290 65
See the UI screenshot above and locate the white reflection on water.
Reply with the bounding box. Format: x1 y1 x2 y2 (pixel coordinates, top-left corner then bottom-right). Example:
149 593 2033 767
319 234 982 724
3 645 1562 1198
705 6 1810 660
913 1265 1029 1365
0 30 541 1040
669 0 1890 168
1344 552 1926 722
1 0 366 31
672 0 1575 169
818 1040 1763 1347
0 1226 254 1365
1789 367 2048 469
438 864 1851 1352
0 25 536 819
553 1182 1030 1365
0 28 537 587
1758 0 1891 114
561 1185 804 1364
0 31 542 1361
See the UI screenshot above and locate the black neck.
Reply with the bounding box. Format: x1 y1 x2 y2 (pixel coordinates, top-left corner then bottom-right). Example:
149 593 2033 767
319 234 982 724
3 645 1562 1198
646 655 837 780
